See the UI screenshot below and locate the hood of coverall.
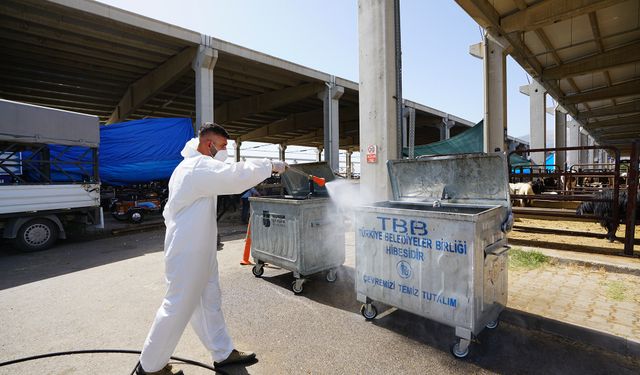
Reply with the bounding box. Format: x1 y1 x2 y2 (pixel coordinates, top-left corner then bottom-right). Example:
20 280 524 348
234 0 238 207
181 137 201 158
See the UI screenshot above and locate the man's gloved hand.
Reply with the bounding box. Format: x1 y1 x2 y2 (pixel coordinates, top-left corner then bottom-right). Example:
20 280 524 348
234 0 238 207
271 160 287 174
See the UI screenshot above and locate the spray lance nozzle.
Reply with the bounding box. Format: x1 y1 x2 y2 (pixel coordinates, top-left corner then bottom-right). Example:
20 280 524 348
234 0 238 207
286 165 326 195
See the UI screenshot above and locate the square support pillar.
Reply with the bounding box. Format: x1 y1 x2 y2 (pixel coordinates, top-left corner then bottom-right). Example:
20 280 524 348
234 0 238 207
346 150 353 179
555 108 567 170
192 45 218 133
479 35 508 153
358 0 399 201
402 106 416 158
520 80 547 165
587 137 595 165
317 147 323 162
440 116 455 140
579 131 589 165
279 144 287 162
235 140 241 162
567 120 580 169
318 79 344 172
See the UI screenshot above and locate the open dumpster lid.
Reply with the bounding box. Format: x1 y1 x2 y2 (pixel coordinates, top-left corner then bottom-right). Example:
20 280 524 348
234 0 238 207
281 162 336 197
387 153 510 209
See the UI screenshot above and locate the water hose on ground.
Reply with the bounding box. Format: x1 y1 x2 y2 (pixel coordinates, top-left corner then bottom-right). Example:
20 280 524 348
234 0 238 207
0 349 230 374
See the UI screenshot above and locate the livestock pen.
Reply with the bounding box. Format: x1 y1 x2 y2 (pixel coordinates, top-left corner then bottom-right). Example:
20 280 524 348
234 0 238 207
507 145 638 257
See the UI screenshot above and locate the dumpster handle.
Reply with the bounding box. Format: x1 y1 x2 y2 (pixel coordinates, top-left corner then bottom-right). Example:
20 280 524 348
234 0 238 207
484 241 510 256
310 219 331 227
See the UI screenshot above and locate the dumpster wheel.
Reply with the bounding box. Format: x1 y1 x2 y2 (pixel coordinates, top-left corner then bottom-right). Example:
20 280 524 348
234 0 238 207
292 279 305 294
450 341 470 359
325 268 337 282
251 264 264 277
360 303 378 320
485 320 499 329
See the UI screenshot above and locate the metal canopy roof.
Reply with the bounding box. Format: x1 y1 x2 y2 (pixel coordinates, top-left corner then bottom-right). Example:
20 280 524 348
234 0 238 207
456 0 640 155
0 0 476 150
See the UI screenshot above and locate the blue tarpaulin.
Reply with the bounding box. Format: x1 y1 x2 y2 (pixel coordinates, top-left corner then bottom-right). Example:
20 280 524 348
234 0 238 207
49 118 194 185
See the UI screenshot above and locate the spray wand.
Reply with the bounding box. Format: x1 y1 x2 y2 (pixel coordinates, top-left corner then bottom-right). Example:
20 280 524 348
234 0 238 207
286 165 326 187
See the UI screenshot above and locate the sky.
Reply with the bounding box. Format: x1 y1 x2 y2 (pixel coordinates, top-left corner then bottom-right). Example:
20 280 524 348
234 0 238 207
96 0 556 147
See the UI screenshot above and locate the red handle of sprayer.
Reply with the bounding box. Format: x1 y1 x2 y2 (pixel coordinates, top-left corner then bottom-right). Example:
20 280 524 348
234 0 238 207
312 176 326 187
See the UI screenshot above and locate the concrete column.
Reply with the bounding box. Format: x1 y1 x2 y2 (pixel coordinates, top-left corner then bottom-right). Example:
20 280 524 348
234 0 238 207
401 106 415 157
358 0 398 201
567 120 580 169
317 147 323 162
555 108 567 170
192 44 218 132
587 136 595 165
471 35 507 153
235 140 241 162
279 144 287 162
579 130 589 165
346 150 353 179
440 116 455 140
318 79 344 172
520 80 547 165
402 106 416 158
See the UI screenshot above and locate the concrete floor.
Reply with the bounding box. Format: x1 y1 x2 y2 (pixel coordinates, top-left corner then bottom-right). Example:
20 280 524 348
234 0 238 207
0 230 637 374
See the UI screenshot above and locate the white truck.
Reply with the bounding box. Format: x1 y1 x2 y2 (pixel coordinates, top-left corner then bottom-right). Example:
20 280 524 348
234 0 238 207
0 99 103 251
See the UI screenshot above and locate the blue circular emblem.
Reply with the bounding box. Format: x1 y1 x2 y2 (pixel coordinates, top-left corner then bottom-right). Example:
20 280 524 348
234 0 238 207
396 260 412 279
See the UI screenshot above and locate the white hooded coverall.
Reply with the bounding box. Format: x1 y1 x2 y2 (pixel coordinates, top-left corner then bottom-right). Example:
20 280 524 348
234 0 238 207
139 139 272 372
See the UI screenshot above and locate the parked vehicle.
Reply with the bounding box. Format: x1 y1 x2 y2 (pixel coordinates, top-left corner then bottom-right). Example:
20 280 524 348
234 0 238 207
0 100 102 251
111 192 166 224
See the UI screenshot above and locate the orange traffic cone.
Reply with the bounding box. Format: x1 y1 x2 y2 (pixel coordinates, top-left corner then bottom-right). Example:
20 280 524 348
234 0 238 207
240 218 253 265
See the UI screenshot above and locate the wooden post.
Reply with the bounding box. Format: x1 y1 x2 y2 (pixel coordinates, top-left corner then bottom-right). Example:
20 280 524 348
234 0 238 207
624 142 638 256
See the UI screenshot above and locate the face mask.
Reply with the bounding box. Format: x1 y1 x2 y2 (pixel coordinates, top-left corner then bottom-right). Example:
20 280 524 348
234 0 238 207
213 149 228 162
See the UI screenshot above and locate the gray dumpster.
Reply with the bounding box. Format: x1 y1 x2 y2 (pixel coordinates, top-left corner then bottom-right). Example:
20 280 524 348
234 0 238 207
355 154 513 358
250 162 345 294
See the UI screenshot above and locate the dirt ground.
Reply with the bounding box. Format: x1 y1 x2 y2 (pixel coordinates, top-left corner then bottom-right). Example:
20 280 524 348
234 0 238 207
508 217 639 254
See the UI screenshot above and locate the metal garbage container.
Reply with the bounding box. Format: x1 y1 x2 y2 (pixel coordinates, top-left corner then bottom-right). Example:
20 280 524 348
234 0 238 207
355 154 513 358
250 162 345 294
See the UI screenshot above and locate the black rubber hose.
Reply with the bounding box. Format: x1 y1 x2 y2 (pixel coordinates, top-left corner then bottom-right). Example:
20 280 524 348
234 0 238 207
0 349 229 374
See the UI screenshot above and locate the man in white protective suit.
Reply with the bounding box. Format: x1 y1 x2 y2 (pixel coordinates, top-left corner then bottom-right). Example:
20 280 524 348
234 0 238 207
136 123 287 375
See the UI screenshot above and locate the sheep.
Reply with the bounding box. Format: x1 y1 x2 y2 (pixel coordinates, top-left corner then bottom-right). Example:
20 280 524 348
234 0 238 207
509 182 534 207
576 190 638 242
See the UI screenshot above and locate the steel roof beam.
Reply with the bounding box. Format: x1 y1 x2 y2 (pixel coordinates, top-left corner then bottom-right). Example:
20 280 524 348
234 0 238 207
0 15 168 63
238 106 360 143
501 0 626 33
215 82 324 125
588 113 640 129
577 100 640 120
562 79 640 105
597 132 640 140
0 1 185 55
237 109 323 142
456 0 579 121
542 41 640 80
107 47 197 124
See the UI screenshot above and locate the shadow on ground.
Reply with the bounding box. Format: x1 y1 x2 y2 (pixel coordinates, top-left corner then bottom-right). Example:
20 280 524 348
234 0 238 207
0 230 166 290
253 264 362 314
251 261 638 374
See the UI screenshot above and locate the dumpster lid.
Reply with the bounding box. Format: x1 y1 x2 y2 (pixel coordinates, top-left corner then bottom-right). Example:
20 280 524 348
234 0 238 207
281 162 336 197
387 153 510 208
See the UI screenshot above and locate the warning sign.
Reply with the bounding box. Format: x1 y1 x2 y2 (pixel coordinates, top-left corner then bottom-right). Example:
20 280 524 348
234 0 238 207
366 145 377 163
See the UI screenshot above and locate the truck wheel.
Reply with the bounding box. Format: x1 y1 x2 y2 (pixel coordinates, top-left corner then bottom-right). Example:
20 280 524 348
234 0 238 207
14 218 59 252
129 209 144 224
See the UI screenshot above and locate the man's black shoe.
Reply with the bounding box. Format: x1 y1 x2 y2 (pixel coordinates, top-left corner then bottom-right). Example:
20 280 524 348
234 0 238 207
214 349 256 367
